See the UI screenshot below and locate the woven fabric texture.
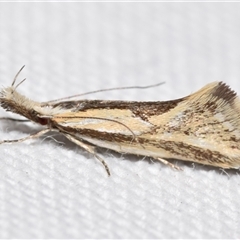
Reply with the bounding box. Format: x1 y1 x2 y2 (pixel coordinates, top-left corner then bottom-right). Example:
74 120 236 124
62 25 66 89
0 3 240 238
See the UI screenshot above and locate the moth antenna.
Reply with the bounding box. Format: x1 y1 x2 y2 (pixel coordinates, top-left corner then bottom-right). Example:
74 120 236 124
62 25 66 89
11 65 25 87
53 115 136 138
52 115 144 148
14 78 26 90
44 82 165 104
75 82 165 97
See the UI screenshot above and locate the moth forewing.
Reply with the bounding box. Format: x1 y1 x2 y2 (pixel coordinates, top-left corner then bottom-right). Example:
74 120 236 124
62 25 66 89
50 82 240 170
1 66 240 176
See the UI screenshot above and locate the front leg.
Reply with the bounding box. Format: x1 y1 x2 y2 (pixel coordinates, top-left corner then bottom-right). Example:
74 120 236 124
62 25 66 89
0 129 51 144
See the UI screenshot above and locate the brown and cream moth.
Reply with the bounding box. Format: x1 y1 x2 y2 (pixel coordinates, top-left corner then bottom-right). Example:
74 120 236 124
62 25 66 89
1 66 240 176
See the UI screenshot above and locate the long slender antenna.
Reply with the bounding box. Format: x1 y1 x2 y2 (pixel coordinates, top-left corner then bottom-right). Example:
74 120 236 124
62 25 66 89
12 65 25 87
15 78 26 90
44 82 165 104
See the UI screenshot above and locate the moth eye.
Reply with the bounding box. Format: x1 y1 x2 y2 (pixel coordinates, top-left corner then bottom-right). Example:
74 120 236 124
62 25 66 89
37 117 48 125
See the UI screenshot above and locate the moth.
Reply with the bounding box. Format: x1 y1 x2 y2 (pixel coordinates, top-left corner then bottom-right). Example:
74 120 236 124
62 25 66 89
1 66 240 176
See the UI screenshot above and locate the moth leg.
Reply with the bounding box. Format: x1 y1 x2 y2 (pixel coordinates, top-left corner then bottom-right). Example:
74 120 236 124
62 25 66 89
0 117 30 122
64 134 111 176
0 129 50 144
155 157 183 171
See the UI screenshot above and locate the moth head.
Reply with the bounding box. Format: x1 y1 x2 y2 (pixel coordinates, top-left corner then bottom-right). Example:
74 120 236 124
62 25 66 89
0 65 26 109
0 66 41 122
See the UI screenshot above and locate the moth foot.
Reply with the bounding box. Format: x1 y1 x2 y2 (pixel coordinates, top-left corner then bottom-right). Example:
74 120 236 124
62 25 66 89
156 157 183 171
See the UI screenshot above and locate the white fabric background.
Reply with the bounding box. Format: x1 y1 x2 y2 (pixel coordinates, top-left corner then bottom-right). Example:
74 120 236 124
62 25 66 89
0 2 240 239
